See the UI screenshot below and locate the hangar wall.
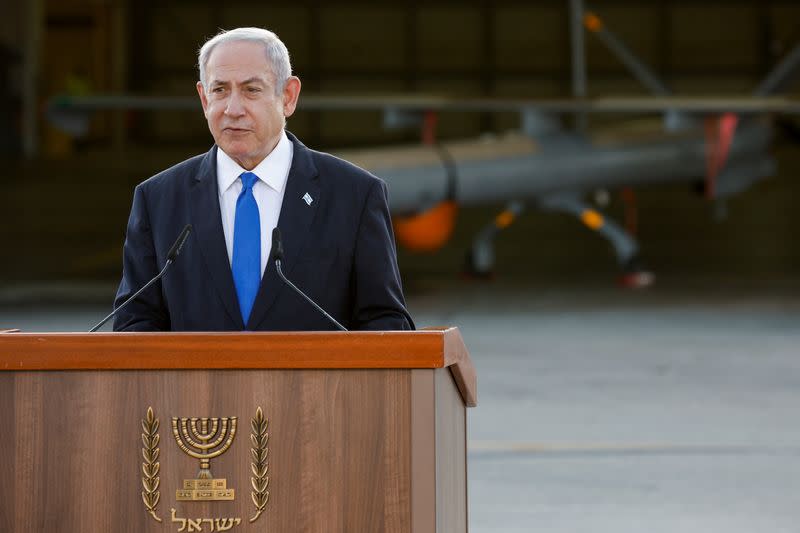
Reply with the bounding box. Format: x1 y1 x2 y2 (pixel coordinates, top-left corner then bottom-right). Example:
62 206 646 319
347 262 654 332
2 0 799 283
33 0 800 150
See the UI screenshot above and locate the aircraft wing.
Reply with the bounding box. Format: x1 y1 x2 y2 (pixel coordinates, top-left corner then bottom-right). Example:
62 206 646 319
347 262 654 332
48 93 800 114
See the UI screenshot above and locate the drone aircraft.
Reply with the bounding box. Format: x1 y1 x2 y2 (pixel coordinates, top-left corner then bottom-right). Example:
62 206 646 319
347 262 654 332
47 6 800 287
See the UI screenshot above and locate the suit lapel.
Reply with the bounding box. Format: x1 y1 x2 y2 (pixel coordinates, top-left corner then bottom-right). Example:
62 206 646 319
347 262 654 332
189 146 244 329
247 133 320 330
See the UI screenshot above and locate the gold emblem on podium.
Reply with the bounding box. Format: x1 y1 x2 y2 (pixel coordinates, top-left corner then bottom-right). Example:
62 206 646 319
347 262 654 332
141 407 163 522
140 407 269 529
172 416 238 501
249 407 270 522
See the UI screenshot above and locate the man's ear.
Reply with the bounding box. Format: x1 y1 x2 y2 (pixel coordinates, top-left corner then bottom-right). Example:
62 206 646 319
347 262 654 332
282 76 301 118
196 82 209 118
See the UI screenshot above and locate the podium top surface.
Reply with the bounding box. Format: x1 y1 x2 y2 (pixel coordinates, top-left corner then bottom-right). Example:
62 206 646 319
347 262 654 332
0 327 476 406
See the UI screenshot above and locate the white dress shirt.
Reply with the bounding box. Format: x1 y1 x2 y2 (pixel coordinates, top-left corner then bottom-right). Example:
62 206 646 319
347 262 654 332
217 131 293 276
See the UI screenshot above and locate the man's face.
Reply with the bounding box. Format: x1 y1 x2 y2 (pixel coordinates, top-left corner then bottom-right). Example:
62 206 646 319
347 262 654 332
197 40 301 170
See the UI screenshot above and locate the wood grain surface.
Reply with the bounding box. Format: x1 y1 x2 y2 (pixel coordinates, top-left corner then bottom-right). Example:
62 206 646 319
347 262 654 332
0 329 477 407
435 368 468 533
0 330 474 532
0 369 419 533
410 370 436 533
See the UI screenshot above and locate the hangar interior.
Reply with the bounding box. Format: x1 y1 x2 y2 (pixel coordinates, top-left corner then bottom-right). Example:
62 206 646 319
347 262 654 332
2 2 800 532
1 0 799 283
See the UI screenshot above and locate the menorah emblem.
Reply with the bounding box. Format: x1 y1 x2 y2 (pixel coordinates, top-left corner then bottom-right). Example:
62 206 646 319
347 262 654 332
172 416 238 501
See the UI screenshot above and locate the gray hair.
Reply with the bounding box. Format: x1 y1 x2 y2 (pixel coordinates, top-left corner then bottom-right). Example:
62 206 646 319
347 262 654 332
198 27 292 96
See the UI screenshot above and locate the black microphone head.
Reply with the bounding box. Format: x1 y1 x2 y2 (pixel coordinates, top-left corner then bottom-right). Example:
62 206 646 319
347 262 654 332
271 227 284 262
167 224 192 261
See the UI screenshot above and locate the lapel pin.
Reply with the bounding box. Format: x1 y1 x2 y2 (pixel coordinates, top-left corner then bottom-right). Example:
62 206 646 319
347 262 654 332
302 192 313 206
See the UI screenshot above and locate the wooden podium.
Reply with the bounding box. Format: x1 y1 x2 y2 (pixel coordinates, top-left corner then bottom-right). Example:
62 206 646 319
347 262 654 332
0 328 476 533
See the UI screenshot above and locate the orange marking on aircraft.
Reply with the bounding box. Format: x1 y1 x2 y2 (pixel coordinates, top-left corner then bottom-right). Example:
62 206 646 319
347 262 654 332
394 201 458 252
581 209 604 230
495 211 515 229
584 12 603 32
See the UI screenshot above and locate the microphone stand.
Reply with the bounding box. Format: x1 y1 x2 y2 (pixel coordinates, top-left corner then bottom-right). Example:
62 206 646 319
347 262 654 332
89 260 172 332
89 224 192 332
275 258 348 332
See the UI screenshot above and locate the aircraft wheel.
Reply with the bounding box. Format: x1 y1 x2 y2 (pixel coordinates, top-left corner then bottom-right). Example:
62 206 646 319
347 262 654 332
618 256 655 289
461 250 494 280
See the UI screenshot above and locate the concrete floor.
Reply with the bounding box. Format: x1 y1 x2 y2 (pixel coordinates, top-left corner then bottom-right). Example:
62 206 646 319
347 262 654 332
414 279 800 533
2 277 799 532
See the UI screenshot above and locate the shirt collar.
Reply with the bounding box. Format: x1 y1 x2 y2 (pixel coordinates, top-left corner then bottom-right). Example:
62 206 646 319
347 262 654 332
216 130 293 193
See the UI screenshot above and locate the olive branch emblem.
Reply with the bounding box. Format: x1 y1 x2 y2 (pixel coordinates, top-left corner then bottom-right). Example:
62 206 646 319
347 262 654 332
141 407 162 522
249 407 270 522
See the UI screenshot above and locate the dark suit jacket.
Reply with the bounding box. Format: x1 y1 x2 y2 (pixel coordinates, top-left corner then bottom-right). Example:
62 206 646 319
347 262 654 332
113 132 414 331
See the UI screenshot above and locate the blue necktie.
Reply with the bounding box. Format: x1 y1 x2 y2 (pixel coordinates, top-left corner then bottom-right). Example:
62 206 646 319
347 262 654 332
232 171 261 326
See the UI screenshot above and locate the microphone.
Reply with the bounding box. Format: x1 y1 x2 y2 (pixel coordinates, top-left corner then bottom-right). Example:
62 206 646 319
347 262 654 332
271 226 284 263
89 224 193 332
166 224 192 261
271 228 348 331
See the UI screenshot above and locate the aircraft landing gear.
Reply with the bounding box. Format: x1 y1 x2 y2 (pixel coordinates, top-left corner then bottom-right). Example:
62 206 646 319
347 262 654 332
463 201 525 279
463 195 654 287
619 255 656 289
538 194 655 288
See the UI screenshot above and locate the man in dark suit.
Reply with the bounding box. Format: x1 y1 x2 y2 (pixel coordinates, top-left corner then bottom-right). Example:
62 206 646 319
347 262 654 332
113 28 413 331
